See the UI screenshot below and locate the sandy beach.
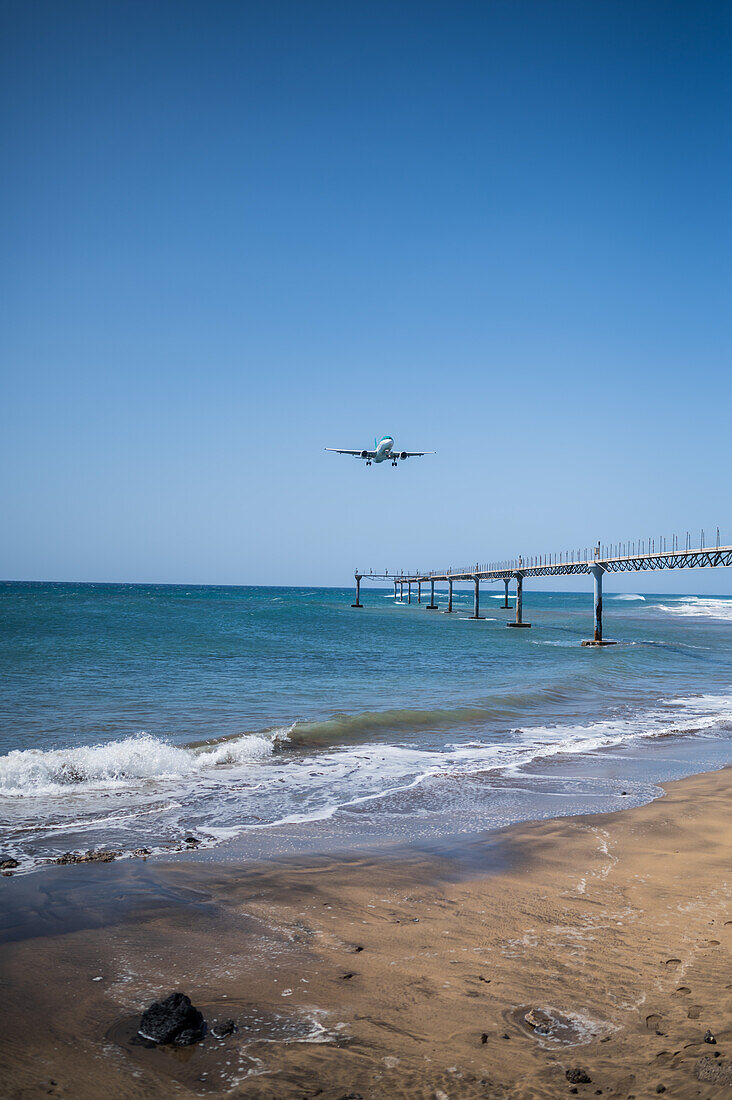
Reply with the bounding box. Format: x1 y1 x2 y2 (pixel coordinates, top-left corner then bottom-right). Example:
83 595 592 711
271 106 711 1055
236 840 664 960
1 767 730 1099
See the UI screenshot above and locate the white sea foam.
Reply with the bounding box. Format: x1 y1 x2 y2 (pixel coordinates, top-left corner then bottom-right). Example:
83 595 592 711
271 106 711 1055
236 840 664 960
612 594 645 601
0 733 192 795
663 692 732 715
656 596 732 621
500 694 732 770
197 726 291 766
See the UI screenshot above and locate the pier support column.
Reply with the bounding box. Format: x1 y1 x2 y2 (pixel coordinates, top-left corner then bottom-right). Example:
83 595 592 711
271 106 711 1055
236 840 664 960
408 582 412 604
500 577 511 608
394 580 398 602
446 579 453 613
426 578 438 609
351 574 363 608
506 572 530 627
417 581 422 604
582 565 616 646
400 582 404 602
469 575 483 619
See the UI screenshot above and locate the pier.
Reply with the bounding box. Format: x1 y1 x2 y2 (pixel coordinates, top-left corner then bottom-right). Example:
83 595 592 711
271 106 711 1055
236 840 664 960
352 534 732 645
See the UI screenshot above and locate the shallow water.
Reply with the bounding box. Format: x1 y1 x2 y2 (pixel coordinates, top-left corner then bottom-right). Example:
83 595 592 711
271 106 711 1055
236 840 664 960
1 582 731 870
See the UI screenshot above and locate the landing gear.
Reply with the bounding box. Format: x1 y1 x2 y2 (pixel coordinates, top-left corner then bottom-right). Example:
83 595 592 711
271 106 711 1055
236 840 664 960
392 460 397 466
366 460 371 466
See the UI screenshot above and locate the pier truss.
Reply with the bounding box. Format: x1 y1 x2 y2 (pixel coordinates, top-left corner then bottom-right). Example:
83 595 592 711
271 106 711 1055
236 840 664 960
352 542 732 646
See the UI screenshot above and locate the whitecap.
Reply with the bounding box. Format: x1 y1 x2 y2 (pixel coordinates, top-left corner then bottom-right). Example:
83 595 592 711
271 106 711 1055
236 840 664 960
656 597 732 621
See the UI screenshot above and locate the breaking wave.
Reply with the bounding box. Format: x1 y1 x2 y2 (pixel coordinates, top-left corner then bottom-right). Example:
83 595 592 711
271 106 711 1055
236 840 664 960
286 707 489 744
656 597 732 621
2 692 730 801
612 594 645 601
202 690 589 751
0 728 291 796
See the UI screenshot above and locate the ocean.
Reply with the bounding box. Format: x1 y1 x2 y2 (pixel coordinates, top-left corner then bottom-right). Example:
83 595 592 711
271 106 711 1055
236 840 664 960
1 581 731 872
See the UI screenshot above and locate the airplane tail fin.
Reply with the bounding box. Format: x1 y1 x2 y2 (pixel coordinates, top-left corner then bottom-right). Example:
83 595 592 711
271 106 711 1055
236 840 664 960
375 436 378 449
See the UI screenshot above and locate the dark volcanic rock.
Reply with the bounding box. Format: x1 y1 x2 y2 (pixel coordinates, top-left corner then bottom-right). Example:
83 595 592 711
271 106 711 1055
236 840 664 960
703 1028 717 1044
210 1019 237 1039
175 1027 201 1045
695 1057 732 1085
566 1068 592 1084
0 857 19 870
54 850 119 865
184 836 199 846
138 992 206 1045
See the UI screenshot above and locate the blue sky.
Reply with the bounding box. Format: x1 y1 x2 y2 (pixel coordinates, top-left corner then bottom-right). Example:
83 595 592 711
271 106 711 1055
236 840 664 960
1 1 730 591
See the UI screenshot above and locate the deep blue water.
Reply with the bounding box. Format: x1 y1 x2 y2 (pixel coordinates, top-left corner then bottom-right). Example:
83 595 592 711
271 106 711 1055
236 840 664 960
1 582 731 870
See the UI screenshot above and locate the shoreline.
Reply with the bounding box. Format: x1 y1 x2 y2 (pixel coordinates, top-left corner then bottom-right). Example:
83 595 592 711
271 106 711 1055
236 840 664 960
5 700 732 877
1 766 730 1098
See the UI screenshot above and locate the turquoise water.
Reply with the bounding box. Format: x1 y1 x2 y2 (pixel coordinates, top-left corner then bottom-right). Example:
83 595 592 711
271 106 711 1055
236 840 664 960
1 581 731 869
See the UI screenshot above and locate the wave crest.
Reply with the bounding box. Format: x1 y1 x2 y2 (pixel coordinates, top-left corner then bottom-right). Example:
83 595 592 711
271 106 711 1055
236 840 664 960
656 597 732 621
286 707 489 746
0 728 289 796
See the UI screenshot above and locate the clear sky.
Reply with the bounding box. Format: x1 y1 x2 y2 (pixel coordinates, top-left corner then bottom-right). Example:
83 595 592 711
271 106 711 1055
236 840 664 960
1 1 730 592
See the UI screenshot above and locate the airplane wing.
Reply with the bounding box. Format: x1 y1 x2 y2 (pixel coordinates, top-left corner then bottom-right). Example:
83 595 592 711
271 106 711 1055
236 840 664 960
325 448 376 458
398 451 436 458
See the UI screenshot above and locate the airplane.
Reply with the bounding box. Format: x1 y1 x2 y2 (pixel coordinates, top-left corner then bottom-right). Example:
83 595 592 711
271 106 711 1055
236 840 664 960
325 436 435 467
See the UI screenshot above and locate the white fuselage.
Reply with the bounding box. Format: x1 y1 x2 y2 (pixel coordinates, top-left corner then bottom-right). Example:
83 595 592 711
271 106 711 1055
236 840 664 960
373 436 394 462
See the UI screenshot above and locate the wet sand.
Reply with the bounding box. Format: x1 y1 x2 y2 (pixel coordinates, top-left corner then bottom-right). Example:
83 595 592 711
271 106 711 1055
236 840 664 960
1 768 730 1099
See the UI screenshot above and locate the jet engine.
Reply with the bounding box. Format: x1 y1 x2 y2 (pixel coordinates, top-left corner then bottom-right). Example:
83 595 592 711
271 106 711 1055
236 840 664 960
399 451 408 460
360 450 368 459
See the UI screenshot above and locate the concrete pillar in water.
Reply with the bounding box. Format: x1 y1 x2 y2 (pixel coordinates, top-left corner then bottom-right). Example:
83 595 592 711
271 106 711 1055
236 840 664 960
426 577 438 609
506 571 531 627
501 577 510 608
447 578 453 613
582 564 616 646
352 574 363 608
407 582 412 604
593 564 602 640
417 581 422 604
469 575 482 619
